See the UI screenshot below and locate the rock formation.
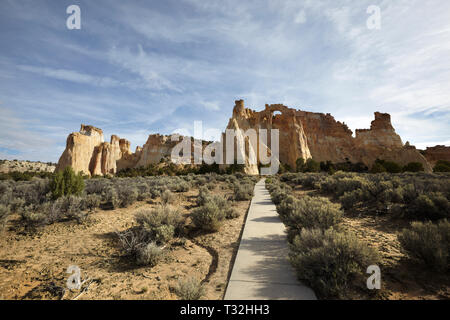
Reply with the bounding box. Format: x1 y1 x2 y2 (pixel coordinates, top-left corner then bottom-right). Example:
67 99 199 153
56 100 436 175
421 145 450 166
56 125 105 176
223 100 432 172
56 126 180 176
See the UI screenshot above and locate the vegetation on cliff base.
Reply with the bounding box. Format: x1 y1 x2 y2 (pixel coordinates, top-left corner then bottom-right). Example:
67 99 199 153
294 157 425 174
433 160 450 172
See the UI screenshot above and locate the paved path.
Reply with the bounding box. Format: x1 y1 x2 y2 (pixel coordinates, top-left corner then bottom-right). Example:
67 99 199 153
224 179 317 300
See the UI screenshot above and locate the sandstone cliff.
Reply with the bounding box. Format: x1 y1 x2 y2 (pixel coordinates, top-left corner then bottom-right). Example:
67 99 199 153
421 145 450 166
224 100 432 172
56 125 105 176
56 100 435 175
56 126 179 176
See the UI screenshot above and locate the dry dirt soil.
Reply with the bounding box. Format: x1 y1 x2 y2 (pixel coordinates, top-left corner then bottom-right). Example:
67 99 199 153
0 183 250 300
292 187 450 300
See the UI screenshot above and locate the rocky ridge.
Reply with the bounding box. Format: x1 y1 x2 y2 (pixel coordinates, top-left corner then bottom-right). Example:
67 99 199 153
56 100 437 175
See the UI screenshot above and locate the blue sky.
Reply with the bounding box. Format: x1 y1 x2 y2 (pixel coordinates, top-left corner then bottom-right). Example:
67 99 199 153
0 0 449 162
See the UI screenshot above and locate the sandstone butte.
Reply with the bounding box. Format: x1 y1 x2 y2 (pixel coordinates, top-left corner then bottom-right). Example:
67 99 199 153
56 100 442 175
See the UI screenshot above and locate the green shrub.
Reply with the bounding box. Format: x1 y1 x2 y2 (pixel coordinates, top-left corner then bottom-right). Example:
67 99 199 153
196 187 211 206
398 220 449 271
191 201 225 232
401 183 418 204
0 204 11 231
339 189 365 210
225 207 240 219
174 277 204 300
117 186 139 208
403 162 424 172
334 176 368 196
83 194 101 212
296 158 306 172
433 160 450 172
61 195 87 223
20 209 48 230
296 158 320 172
233 183 254 201
104 186 120 209
370 162 387 173
277 195 298 218
298 173 325 189
284 196 343 231
136 242 164 267
320 161 336 173
161 189 176 205
408 192 449 220
372 159 402 173
289 228 379 299
305 159 321 172
10 197 26 212
136 183 149 201
171 181 190 193
270 184 292 205
196 187 229 211
85 178 109 195
50 166 84 199
149 187 162 199
135 206 183 244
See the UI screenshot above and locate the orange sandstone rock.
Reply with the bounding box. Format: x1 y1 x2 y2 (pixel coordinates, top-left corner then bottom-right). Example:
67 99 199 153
422 145 450 166
56 100 434 175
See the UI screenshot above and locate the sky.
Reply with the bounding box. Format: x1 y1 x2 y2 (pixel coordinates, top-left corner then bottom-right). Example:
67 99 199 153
0 0 449 162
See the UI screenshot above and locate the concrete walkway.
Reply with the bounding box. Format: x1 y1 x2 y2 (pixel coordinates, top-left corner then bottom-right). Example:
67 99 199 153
224 179 317 300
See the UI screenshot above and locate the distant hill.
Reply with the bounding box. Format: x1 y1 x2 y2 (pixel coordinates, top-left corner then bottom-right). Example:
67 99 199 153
0 160 56 174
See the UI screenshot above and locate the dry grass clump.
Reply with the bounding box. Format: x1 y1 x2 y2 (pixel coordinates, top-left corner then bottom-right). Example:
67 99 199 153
135 242 164 267
116 205 184 267
398 219 449 271
289 228 379 299
233 182 254 201
192 187 239 231
160 189 176 205
0 204 11 232
191 201 226 232
135 205 184 244
174 277 204 300
280 195 343 232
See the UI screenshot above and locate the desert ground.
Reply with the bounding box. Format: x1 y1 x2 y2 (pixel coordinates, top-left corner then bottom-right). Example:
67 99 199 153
0 174 256 300
268 172 450 300
0 169 449 300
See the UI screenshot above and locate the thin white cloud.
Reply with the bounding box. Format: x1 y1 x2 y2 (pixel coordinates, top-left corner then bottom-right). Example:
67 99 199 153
200 101 221 111
108 45 183 92
0 106 57 161
294 10 307 24
17 65 124 88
